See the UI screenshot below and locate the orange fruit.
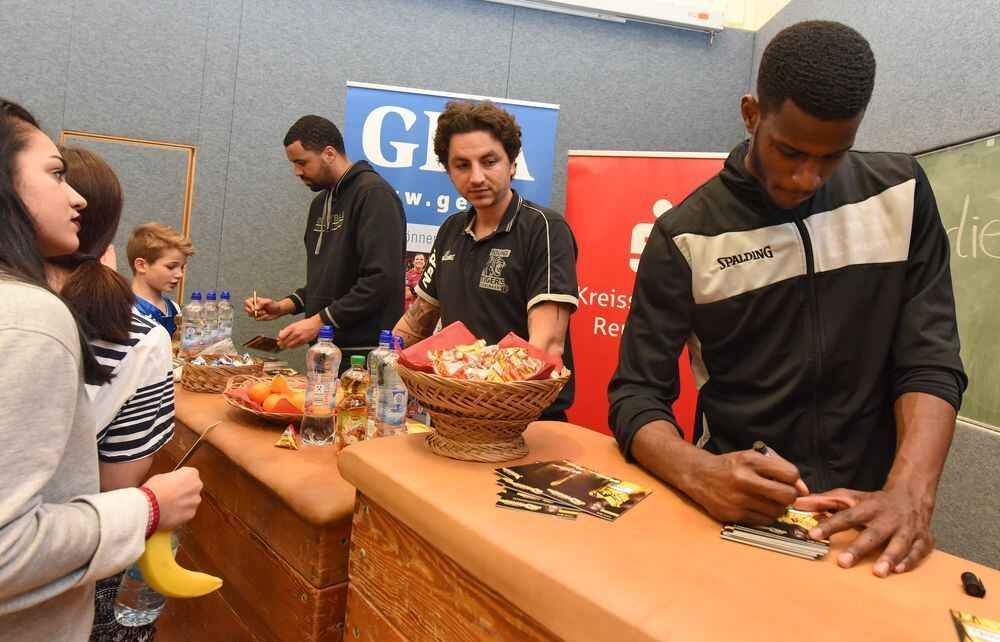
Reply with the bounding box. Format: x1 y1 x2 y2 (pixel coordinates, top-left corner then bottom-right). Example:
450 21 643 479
248 381 272 406
270 374 293 395
262 393 291 413
289 391 306 412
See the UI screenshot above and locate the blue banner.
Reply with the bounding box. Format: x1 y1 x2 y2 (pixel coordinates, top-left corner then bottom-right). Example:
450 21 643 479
344 82 560 252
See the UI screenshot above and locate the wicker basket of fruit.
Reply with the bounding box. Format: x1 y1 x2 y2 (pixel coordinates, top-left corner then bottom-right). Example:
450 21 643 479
222 374 314 423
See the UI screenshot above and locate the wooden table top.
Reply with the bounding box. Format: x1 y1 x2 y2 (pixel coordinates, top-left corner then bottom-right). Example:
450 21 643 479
174 386 355 527
338 421 1000 642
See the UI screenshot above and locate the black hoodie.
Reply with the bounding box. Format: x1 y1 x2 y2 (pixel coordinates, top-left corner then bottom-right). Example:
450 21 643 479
286 160 405 348
609 141 966 493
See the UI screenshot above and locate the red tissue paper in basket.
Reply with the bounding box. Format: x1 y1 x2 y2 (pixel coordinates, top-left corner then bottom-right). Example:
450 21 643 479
397 321 563 381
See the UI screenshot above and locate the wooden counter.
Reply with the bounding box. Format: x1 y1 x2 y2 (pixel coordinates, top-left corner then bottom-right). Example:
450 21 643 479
338 422 1000 642
152 386 355 641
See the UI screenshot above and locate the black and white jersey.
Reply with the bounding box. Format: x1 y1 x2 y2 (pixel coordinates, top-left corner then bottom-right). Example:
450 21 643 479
610 141 966 493
86 310 174 462
416 190 579 413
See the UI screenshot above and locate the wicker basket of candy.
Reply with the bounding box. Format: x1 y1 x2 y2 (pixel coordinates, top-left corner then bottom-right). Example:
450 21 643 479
180 353 263 393
397 323 569 463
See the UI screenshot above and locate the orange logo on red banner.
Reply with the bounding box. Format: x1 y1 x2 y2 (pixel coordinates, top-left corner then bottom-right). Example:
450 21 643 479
565 153 725 439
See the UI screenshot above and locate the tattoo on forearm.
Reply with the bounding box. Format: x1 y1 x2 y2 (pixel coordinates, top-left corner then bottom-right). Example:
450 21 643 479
404 298 440 338
395 329 422 347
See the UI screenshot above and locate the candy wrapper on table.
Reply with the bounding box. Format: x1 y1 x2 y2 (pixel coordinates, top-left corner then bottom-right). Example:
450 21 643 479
394 322 570 463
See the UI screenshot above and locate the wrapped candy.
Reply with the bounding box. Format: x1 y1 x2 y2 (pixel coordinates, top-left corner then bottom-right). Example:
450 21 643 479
190 356 208 366
428 342 544 382
274 425 297 450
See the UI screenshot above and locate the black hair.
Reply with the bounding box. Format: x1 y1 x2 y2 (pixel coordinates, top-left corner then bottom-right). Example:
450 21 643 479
0 97 110 384
757 20 876 120
283 115 345 154
434 100 522 167
0 103 46 284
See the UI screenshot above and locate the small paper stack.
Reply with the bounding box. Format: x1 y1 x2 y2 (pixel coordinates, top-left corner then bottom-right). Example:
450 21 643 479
494 460 651 522
721 507 830 560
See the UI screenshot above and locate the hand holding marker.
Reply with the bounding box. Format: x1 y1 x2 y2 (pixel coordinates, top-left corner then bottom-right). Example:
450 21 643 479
754 440 809 498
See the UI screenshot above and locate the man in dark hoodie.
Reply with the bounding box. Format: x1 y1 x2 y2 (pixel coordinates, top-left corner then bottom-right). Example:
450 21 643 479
609 21 965 577
245 115 405 366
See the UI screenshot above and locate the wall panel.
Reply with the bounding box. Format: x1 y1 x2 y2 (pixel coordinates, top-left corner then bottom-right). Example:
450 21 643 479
751 1 1000 154
63 0 211 145
508 9 754 211
0 0 73 138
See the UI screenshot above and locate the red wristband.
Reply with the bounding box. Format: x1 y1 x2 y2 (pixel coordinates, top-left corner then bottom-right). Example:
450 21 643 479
139 486 159 539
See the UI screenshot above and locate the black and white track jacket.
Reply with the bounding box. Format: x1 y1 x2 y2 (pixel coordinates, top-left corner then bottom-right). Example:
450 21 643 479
609 141 967 493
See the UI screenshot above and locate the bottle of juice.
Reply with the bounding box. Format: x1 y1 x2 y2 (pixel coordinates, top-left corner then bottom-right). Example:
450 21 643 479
336 355 369 452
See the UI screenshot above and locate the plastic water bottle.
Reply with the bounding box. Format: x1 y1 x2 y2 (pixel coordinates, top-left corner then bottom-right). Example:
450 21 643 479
114 531 181 626
217 290 234 341
366 331 394 429
114 562 165 626
202 291 219 347
375 351 408 438
336 355 369 452
181 291 203 358
300 325 342 446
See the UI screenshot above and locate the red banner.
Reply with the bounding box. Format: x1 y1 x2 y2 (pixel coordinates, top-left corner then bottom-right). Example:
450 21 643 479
565 152 726 440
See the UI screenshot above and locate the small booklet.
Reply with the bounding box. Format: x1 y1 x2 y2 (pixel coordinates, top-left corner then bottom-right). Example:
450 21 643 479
951 610 1000 642
495 490 579 519
494 460 651 521
243 335 282 353
721 507 830 560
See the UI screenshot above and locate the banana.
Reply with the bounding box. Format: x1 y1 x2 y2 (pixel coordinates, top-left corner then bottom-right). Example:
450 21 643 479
137 530 223 598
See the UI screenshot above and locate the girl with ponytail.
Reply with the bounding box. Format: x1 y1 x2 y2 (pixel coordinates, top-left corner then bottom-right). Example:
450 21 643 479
47 147 180 640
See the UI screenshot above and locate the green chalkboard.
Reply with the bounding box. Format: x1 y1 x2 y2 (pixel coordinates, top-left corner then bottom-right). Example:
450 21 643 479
918 134 1000 430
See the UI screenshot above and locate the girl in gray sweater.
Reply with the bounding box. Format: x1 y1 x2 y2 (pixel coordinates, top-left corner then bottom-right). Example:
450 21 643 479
0 100 203 641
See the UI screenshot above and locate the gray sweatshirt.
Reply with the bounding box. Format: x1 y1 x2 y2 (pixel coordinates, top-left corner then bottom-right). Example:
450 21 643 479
0 280 148 641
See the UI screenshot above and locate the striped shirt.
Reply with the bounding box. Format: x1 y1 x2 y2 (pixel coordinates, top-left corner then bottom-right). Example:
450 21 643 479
86 310 174 462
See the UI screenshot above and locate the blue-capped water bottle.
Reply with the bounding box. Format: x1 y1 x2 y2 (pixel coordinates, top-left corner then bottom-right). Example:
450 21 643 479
300 325 342 445
113 562 165 627
202 291 219 347
114 531 180 627
217 290 234 341
181 291 203 358
375 349 408 438
366 330 394 434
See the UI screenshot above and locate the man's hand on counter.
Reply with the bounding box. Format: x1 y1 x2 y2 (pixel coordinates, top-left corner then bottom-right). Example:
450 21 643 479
244 295 294 321
277 314 324 349
795 484 935 578
631 420 808 525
